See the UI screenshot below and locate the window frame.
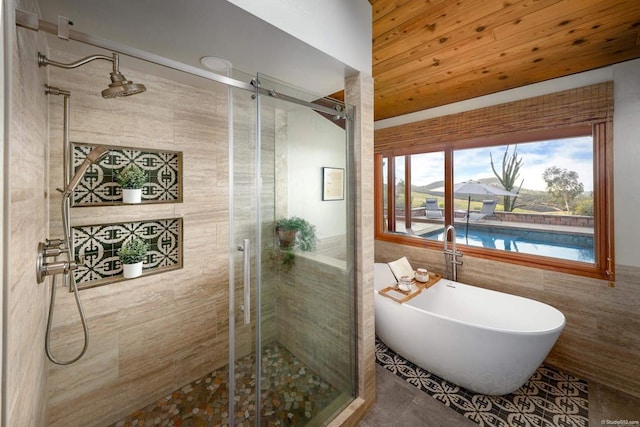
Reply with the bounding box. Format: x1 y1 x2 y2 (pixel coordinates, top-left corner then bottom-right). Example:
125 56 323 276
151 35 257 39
374 124 614 280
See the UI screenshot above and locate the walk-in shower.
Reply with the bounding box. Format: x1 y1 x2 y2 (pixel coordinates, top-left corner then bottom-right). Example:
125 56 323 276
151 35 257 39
17 9 356 425
36 51 146 365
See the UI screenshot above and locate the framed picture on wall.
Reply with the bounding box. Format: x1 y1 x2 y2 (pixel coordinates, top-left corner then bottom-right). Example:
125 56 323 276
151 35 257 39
322 167 344 201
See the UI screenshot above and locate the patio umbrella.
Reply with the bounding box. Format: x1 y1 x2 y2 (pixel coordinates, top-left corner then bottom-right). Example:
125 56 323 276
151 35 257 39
430 181 519 237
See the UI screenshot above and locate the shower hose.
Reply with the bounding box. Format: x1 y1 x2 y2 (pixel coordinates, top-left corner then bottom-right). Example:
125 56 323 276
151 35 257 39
44 195 89 365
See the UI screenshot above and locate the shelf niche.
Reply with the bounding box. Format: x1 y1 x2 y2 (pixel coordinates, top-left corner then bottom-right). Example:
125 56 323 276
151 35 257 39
72 217 183 290
71 142 183 207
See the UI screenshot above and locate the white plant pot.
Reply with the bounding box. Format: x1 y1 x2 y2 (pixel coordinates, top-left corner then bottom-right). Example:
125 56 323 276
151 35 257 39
122 188 142 204
122 261 143 279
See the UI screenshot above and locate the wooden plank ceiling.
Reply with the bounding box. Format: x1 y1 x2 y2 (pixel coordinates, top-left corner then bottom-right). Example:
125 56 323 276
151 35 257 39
371 0 640 121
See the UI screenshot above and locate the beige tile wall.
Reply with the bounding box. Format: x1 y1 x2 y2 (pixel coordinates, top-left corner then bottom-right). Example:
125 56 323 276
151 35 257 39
6 0 50 425
45 48 231 426
375 240 640 399
275 254 353 391
331 73 377 426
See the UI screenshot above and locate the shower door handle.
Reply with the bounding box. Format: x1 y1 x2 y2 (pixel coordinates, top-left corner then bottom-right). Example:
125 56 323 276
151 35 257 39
238 239 251 325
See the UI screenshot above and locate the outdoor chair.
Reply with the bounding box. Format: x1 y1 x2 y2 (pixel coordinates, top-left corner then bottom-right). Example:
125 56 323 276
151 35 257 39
425 198 443 219
467 200 499 221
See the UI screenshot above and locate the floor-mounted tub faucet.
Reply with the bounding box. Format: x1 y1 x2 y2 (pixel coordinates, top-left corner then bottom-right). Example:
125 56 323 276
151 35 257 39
443 225 463 281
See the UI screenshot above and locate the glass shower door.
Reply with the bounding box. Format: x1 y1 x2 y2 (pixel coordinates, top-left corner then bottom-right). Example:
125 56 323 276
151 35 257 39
229 77 260 426
230 74 355 426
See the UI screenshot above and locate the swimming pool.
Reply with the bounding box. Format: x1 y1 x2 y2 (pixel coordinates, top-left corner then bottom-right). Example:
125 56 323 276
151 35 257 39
421 225 594 263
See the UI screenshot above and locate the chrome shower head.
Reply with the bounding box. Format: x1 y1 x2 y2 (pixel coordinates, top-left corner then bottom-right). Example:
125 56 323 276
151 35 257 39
63 146 109 198
38 51 146 98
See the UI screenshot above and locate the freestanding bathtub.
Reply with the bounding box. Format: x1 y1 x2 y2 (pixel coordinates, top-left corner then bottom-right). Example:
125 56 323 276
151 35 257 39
374 263 566 395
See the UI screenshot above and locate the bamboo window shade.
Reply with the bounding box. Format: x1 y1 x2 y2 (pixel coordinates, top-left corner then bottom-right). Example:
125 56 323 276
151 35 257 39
375 82 614 154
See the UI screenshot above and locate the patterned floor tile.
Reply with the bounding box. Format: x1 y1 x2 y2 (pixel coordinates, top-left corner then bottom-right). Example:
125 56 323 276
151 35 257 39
375 337 589 427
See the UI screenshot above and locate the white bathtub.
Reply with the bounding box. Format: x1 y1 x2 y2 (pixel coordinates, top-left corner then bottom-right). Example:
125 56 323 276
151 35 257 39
374 263 566 395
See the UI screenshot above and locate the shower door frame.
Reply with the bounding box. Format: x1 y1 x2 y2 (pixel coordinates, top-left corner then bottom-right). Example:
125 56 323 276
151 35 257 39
229 75 355 426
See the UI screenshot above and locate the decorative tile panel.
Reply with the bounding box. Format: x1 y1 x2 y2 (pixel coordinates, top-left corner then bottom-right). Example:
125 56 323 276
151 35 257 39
71 143 182 206
72 218 183 289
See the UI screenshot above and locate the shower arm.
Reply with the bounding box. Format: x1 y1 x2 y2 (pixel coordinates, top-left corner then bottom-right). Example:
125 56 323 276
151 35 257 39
38 52 118 73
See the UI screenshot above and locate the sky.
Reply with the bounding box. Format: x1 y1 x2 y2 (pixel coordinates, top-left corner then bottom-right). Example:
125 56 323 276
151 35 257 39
396 136 594 192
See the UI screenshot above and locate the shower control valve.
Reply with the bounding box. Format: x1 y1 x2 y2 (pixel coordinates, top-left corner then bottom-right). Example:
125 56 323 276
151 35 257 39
44 238 65 248
41 239 66 257
42 247 64 258
36 241 80 284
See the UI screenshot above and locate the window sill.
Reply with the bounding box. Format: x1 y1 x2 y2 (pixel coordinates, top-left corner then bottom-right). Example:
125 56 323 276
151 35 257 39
375 232 610 281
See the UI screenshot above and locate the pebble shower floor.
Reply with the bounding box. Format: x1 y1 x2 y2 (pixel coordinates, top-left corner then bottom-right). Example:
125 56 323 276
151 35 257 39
110 342 341 426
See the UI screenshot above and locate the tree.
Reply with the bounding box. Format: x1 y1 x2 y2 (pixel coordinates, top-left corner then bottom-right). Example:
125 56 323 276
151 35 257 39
542 166 584 214
574 198 594 217
490 145 524 212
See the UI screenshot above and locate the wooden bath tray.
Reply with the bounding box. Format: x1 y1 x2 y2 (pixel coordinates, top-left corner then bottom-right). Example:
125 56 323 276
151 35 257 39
379 273 442 303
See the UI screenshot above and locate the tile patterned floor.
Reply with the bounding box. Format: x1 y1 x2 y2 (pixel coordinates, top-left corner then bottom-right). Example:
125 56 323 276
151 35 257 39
375 337 589 427
110 342 341 427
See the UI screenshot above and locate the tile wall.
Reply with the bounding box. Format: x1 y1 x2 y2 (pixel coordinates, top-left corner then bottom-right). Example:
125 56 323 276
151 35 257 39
45 48 231 426
6 0 50 425
275 254 353 391
331 73 377 426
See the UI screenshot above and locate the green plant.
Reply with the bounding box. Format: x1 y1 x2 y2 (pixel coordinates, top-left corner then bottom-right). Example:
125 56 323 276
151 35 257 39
542 166 584 214
574 197 594 217
116 164 147 189
274 216 317 270
490 145 524 212
280 248 295 271
117 237 148 264
275 216 317 251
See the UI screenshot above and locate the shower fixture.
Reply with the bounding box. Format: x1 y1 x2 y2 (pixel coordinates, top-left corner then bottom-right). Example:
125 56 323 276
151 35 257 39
62 145 109 198
36 49 144 365
38 51 146 98
37 146 109 365
37 145 109 282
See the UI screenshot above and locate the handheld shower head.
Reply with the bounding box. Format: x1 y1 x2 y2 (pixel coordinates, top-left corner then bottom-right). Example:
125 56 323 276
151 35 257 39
38 52 146 98
84 146 109 164
63 146 109 198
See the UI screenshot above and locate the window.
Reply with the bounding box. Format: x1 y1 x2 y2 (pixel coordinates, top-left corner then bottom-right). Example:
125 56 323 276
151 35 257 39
374 83 614 280
383 152 444 239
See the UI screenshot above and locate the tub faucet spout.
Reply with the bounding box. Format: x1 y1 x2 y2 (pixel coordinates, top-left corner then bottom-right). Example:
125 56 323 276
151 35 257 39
443 225 463 281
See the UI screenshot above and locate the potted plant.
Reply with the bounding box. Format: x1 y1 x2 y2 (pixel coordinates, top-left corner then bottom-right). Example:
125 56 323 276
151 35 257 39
116 163 147 204
274 216 317 270
118 237 148 279
275 216 318 251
